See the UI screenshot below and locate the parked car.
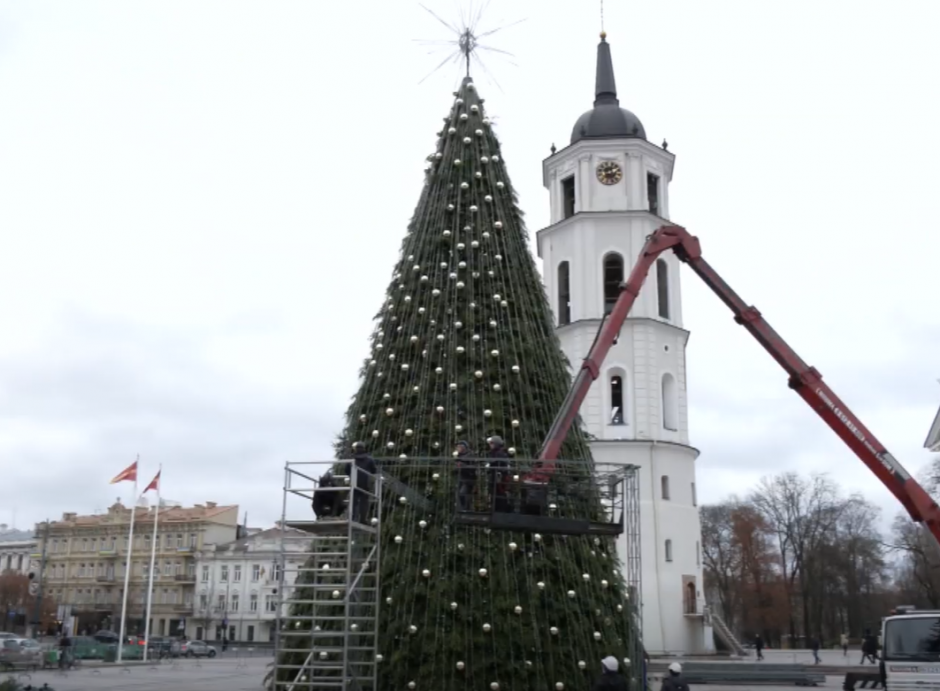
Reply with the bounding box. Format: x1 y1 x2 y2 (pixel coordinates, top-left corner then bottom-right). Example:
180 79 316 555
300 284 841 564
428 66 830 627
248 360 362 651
145 637 180 658
0 633 17 640
180 640 217 658
71 635 108 660
93 630 119 644
0 638 40 670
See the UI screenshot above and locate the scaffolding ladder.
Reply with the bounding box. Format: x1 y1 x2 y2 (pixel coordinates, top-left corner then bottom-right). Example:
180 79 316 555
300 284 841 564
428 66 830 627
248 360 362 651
274 462 383 691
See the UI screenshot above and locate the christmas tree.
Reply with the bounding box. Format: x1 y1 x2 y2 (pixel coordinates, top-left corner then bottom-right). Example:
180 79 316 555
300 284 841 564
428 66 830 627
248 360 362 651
278 76 641 691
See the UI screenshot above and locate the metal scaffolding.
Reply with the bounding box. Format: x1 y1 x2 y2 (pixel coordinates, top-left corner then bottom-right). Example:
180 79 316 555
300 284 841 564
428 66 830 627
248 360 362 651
274 462 383 691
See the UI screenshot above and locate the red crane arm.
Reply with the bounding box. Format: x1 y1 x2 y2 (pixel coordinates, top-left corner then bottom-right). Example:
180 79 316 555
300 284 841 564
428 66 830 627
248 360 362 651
537 224 940 542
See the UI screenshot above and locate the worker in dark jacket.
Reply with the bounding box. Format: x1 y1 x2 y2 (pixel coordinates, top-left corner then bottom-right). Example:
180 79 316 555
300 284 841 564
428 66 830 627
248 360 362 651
455 440 477 511
343 441 377 524
312 471 340 519
592 656 627 691
861 629 878 664
487 436 511 513
660 662 690 691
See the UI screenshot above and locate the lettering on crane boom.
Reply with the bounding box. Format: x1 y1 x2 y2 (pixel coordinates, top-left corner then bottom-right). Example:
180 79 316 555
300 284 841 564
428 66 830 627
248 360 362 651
815 388 909 481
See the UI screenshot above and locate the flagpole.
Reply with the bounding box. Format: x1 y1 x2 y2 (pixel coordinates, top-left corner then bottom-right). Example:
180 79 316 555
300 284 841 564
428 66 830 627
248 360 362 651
142 463 161 662
116 456 139 663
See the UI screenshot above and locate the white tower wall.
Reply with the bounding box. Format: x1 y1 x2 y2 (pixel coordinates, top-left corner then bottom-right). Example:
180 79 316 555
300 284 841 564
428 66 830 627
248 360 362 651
538 135 711 653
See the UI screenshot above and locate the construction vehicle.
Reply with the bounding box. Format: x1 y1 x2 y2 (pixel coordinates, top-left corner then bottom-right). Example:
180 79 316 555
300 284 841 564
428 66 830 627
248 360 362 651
533 224 940 547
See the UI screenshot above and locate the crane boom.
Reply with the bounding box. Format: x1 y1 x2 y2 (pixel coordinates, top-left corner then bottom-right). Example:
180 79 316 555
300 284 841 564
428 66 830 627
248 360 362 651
537 224 940 543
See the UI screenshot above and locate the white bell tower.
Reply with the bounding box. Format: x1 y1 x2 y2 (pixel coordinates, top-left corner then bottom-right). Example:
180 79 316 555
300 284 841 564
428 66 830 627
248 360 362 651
538 32 711 654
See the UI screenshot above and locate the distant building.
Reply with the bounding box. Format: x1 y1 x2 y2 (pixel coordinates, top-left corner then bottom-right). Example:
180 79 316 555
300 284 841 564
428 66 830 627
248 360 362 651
0 526 37 576
36 501 238 636
927 400 940 453
191 526 308 643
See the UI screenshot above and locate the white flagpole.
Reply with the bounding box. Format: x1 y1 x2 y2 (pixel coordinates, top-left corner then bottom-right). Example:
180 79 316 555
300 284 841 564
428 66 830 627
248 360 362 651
116 456 139 664
142 465 161 662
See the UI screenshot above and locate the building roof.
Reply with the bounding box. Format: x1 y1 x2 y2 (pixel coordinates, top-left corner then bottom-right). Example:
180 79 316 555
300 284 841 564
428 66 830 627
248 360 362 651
43 501 237 530
926 403 940 452
570 33 646 145
0 528 36 544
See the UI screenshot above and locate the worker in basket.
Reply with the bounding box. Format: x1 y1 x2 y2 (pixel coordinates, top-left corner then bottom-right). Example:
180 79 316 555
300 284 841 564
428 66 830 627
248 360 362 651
455 440 478 511
486 436 512 513
344 441 377 524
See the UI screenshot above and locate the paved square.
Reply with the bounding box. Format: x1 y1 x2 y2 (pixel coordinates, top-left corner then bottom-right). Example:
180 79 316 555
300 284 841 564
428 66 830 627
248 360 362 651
4 656 272 691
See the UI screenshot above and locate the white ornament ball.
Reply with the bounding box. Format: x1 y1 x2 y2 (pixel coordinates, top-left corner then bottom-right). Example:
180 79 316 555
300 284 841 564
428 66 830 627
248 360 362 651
460 114 468 122
460 182 469 190
475 370 484 379
422 569 430 578
470 205 478 212
408 683 416 690
567 590 576 598
479 568 488 577
371 517 379 526
455 97 464 105
450 601 458 610
453 158 461 166
617 604 624 612
497 180 505 189
435 368 443 376
583 573 591 582
512 419 520 428
385 406 393 416
386 441 395 450
471 240 480 248
493 383 501 391
537 581 546 590
534 533 542 542
359 414 367 422
432 288 441 297
462 136 471 143
405 428 414 437
457 543 465 550
450 382 457 391
408 625 418 634
550 626 559 635
482 623 491 633
432 472 440 480
508 542 518 551
512 365 521 374
492 155 500 161
320 651 328 660
410 335 419 343
593 631 602 641
443 229 452 237
456 661 465 670
601 579 609 588
484 409 492 418
491 683 499 691
419 520 428 529
472 334 480 342
456 281 465 289
556 684 565 691
491 350 499 357
401 363 409 371
332 590 341 599
456 346 465 354
475 129 483 136
447 203 455 211
372 430 380 438
481 155 489 163
623 658 631 666
494 221 503 229
399 496 408 504
483 231 490 239
485 194 493 202
471 104 479 112
475 171 482 179
376 654 384 662
494 254 502 261
493 294 501 301
578 661 586 670
449 272 457 280
436 405 444 413
448 127 456 135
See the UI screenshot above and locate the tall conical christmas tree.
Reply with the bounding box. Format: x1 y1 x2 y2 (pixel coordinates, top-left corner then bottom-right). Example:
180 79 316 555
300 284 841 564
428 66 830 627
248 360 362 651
281 77 640 691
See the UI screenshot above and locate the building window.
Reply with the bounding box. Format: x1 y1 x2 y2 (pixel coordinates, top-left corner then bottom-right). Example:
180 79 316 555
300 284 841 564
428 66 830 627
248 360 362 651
557 261 571 326
647 173 660 216
190 534 197 548
661 475 671 500
265 595 277 613
164 560 173 576
603 253 624 315
201 565 210 583
665 539 673 562
273 563 282 583
234 565 242 582
656 259 670 320
199 593 208 609
251 564 260 582
221 565 229 582
231 595 239 612
247 625 255 642
217 594 225 610
610 375 625 425
662 373 678 430
691 482 697 507
250 593 258 612
83 538 88 552
561 175 576 219
696 541 701 566
176 534 183 548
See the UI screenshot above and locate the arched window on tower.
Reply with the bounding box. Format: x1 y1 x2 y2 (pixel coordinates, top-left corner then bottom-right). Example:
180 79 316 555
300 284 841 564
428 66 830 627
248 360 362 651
557 261 571 326
661 475 670 500
610 374 625 425
603 253 624 315
664 539 673 563
662 373 678 431
656 259 670 320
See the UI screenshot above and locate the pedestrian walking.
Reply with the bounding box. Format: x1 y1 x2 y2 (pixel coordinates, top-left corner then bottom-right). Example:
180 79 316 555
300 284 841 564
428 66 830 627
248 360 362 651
840 632 849 657
754 634 764 660
810 635 821 664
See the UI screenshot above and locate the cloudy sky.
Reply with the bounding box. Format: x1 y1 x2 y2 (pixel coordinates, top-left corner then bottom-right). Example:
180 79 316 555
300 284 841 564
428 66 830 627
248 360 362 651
0 1 937 535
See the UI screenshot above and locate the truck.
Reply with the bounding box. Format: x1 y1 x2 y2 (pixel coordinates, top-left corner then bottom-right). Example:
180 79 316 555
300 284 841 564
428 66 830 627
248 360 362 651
878 606 940 690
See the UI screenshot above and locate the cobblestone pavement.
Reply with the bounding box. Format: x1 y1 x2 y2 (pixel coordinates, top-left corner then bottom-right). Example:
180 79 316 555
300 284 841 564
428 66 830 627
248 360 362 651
2 656 271 690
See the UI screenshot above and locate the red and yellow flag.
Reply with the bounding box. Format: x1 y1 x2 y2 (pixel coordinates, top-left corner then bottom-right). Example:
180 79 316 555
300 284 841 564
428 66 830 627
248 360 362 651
110 460 138 484
143 471 160 494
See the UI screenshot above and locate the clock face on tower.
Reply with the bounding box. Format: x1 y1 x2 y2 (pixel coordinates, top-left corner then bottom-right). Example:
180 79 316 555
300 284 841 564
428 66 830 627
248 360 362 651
596 161 623 186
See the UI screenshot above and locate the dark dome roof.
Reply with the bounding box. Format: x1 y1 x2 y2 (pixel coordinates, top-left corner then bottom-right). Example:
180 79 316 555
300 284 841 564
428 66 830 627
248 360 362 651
571 104 646 144
570 34 646 145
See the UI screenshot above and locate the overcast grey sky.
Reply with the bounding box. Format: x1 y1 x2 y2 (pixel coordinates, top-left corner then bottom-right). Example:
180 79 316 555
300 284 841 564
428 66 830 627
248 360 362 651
0 1 937 533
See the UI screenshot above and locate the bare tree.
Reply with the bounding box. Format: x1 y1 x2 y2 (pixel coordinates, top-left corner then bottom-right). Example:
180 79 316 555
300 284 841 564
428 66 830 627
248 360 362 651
701 501 742 630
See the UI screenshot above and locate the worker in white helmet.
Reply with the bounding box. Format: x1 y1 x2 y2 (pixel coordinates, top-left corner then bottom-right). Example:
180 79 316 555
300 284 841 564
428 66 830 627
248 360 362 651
592 656 627 691
660 661 690 691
